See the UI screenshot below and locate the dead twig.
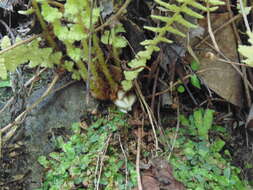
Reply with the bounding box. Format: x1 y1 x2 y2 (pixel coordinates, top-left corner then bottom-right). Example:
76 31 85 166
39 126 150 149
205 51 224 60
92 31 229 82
118 134 129 190
238 0 251 32
206 2 220 52
167 106 180 160
136 119 143 190
0 19 15 43
95 134 112 190
135 81 159 152
95 0 132 32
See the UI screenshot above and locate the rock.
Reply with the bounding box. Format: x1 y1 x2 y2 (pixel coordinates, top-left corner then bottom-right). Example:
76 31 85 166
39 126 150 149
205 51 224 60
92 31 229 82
0 81 98 190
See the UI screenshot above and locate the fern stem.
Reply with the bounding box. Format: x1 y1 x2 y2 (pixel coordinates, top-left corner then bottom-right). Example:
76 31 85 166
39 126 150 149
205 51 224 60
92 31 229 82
93 34 118 91
32 0 57 49
48 0 64 9
76 60 88 81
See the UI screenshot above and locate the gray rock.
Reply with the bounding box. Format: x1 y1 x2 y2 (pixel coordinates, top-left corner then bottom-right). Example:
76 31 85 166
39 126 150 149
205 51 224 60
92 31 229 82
24 81 98 189
0 80 98 190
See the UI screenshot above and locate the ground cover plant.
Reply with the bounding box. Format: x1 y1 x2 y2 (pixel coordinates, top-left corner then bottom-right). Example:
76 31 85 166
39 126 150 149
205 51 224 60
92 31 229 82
169 109 250 189
36 109 250 189
37 111 137 190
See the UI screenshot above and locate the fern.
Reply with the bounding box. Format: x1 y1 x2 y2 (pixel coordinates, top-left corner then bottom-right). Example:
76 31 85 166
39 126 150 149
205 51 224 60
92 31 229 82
122 0 224 91
0 0 127 100
0 0 224 100
0 37 61 80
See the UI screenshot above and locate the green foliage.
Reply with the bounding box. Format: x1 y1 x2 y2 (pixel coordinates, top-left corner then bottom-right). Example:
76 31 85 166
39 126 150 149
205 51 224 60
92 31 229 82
0 0 224 98
0 0 127 100
37 112 137 190
101 24 127 48
122 0 224 91
0 38 61 80
0 80 11 88
190 74 201 89
167 109 249 189
177 60 201 93
190 60 200 71
189 60 201 89
177 84 185 93
238 31 253 66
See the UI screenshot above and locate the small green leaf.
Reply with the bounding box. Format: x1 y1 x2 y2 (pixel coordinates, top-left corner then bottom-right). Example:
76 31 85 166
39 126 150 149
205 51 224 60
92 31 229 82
38 156 49 168
122 80 133 91
49 152 61 160
190 74 201 89
113 36 127 48
0 80 11 88
1 36 11 49
177 85 185 93
101 30 111 45
124 70 140 81
193 109 204 136
180 115 190 127
41 3 62 22
0 58 8 80
63 61 74 72
211 139 225 152
191 60 200 71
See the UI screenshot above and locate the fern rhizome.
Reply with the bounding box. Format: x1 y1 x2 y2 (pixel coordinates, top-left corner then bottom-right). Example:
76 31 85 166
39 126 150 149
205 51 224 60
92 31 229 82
0 0 223 100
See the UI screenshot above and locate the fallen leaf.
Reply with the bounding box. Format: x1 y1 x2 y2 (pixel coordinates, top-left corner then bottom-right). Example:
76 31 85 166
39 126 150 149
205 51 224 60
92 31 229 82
196 13 243 107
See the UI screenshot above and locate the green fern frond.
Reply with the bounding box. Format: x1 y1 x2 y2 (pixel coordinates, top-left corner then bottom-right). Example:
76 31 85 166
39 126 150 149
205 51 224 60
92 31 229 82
0 37 62 80
122 0 224 91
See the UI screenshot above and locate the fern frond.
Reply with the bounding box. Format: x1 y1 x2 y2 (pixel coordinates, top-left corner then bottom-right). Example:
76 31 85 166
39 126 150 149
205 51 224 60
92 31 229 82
0 38 62 80
122 0 224 91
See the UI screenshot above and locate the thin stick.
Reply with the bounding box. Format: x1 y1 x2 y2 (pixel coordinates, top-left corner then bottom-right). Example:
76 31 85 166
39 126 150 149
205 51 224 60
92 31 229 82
118 134 128 190
0 19 15 43
95 0 132 32
206 2 220 52
136 120 143 190
135 81 159 151
0 97 14 115
167 106 180 160
238 0 251 32
95 134 112 190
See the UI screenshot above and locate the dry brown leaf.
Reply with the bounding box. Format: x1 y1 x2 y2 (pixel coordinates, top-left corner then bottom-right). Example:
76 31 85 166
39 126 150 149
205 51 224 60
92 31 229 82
196 13 243 107
151 158 186 190
133 158 185 190
142 175 160 190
